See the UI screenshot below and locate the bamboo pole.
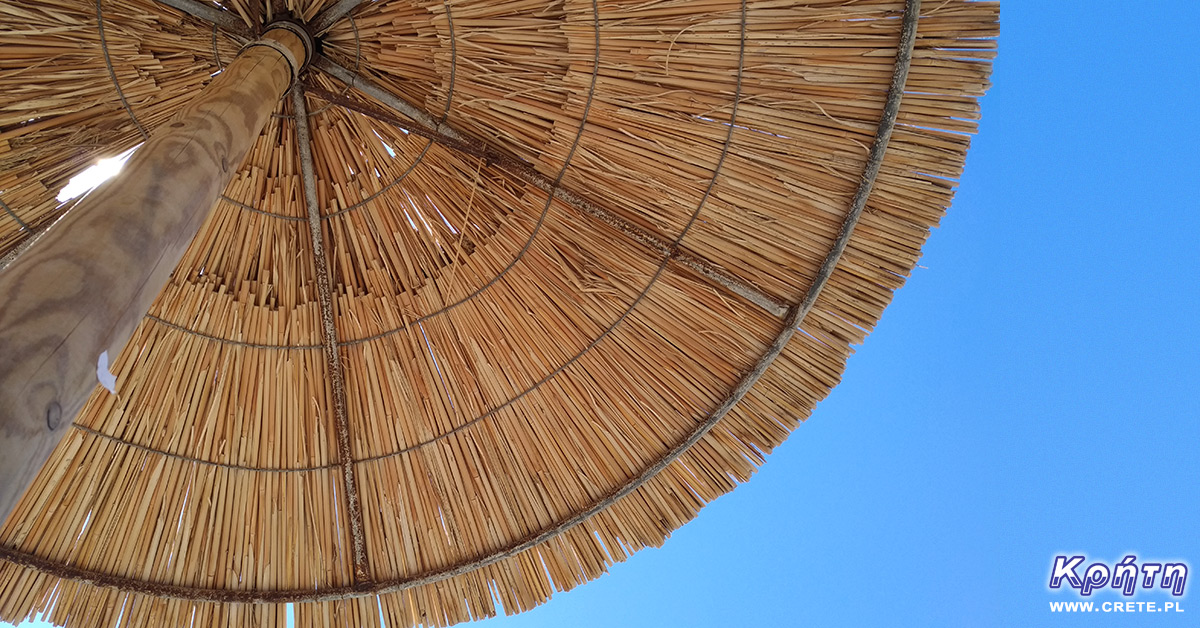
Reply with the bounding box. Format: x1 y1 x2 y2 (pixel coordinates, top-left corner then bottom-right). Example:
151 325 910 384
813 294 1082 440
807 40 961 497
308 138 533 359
0 25 309 524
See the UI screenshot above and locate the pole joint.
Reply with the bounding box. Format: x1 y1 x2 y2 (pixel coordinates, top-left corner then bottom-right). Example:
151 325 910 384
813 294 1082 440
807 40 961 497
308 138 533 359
243 21 313 81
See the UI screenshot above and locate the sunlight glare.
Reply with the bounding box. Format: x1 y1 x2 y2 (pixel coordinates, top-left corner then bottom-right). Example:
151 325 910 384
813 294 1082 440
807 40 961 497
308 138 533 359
56 145 141 203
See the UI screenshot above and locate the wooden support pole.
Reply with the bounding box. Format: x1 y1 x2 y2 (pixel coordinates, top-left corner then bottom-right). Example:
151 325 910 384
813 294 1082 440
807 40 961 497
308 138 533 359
0 26 309 523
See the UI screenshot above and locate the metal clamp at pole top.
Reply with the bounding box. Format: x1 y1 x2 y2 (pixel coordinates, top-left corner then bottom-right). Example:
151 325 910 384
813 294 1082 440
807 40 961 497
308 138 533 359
243 20 314 81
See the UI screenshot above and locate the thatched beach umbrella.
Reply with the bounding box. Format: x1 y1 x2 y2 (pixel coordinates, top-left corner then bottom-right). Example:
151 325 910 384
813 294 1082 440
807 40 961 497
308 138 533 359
0 0 997 626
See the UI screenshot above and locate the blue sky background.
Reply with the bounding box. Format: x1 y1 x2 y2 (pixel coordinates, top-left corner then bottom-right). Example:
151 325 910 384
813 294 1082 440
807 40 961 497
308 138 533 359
7 1 1199 626
476 2 1200 625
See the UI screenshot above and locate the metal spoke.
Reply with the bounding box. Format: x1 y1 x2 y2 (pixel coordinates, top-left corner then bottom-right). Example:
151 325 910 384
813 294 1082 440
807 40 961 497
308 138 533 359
291 84 372 585
314 56 463 140
153 0 250 40
310 0 368 35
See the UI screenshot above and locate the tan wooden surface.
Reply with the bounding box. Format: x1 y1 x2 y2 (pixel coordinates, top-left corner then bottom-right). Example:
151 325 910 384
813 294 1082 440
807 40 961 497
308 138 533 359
0 27 306 522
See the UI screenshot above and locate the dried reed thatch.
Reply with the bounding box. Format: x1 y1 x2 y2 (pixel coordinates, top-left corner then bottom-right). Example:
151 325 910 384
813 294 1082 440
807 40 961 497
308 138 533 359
0 0 998 626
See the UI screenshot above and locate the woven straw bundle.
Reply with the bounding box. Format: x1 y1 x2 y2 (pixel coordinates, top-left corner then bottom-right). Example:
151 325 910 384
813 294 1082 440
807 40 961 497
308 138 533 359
0 0 997 626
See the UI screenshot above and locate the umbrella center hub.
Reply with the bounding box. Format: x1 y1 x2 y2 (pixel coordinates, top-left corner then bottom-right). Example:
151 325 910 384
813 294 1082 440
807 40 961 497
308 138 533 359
256 19 315 79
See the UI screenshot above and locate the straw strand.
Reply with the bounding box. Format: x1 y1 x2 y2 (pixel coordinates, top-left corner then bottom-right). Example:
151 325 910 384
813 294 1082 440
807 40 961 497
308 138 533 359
0 198 28 233
304 84 788 317
97 0 148 141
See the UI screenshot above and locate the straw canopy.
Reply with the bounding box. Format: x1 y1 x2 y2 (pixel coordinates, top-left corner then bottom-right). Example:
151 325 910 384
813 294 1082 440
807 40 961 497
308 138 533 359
0 0 997 626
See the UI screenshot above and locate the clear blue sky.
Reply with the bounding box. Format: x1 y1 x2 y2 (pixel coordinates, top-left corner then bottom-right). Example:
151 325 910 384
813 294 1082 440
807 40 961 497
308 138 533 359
7 2 1198 627
477 2 1200 625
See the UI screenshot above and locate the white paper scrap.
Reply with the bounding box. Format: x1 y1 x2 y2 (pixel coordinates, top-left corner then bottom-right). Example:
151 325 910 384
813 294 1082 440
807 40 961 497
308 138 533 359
97 351 117 394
